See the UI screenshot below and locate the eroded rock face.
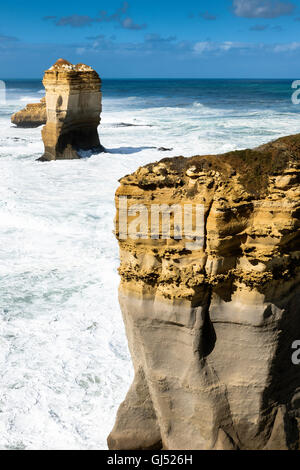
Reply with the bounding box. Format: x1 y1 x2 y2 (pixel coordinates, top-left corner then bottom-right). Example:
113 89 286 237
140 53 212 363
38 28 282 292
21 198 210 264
108 134 300 450
40 59 104 161
11 97 46 128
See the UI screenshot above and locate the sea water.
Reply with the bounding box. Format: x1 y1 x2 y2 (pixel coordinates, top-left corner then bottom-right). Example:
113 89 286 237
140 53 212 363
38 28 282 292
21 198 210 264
0 79 299 449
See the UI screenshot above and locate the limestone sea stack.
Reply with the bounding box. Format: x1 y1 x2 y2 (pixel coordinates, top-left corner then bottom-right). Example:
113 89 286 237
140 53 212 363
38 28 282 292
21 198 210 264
11 97 46 128
40 59 104 161
109 134 300 450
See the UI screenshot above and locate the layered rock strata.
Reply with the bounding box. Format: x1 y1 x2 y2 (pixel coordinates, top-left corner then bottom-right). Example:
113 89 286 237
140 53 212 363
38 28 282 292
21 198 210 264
109 134 300 450
11 97 46 128
40 59 104 161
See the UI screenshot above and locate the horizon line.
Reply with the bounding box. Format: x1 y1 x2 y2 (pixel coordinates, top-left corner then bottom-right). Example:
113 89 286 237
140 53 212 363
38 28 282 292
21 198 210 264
1 77 298 81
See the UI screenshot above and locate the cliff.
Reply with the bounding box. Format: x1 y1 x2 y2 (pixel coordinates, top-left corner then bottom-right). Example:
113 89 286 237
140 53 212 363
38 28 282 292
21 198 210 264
11 97 46 128
39 59 104 161
108 133 300 450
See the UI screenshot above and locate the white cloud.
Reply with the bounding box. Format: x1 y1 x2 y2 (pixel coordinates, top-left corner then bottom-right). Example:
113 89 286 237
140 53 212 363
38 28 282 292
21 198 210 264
273 42 300 52
232 0 295 18
193 41 254 54
193 40 300 56
193 41 212 53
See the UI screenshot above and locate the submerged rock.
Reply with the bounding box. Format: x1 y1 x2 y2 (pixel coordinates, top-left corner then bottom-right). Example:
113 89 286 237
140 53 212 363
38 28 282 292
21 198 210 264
39 59 104 161
11 97 46 128
158 147 173 152
109 133 300 450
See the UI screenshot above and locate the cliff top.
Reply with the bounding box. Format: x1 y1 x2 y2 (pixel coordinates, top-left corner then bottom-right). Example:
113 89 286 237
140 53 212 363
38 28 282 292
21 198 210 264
48 58 94 72
119 133 300 198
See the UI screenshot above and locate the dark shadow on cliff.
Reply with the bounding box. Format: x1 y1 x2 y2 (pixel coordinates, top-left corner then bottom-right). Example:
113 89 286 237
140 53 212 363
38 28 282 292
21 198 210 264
202 289 217 358
259 278 300 450
192 288 217 358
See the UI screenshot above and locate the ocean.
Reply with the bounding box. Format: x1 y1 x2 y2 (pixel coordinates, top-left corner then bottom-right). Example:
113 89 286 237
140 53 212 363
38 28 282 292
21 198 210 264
0 78 299 449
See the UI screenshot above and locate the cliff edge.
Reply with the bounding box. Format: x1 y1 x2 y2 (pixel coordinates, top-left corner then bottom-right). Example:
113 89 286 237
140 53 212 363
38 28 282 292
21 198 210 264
108 133 300 450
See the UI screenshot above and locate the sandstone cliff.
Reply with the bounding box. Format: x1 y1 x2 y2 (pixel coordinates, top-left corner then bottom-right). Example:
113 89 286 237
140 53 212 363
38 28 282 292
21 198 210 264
40 59 104 161
11 97 46 128
109 134 300 450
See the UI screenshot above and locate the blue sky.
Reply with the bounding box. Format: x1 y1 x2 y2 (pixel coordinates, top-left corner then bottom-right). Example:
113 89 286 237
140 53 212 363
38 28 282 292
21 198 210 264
1 0 300 78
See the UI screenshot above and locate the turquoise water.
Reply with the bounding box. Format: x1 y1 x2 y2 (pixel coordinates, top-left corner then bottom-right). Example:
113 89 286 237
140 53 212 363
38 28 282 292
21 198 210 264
103 78 296 110
3 78 298 114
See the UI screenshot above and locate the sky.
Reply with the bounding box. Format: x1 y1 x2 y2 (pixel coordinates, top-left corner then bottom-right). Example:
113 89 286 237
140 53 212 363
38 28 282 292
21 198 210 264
1 0 300 78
